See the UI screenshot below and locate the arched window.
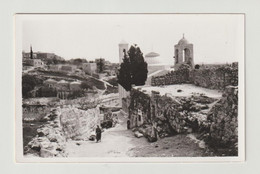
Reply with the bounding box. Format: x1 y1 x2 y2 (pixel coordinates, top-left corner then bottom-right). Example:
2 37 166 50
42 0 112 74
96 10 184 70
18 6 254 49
184 48 190 62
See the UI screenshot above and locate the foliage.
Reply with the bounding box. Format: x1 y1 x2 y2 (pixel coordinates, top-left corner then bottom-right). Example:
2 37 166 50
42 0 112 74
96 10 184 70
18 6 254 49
96 58 105 73
117 45 148 91
195 64 200 69
67 90 85 99
106 77 118 87
22 75 43 98
37 87 57 97
80 81 93 90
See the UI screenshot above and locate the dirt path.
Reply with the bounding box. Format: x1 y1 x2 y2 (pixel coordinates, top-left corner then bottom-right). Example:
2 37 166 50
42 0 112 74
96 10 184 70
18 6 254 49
65 112 209 157
66 113 135 157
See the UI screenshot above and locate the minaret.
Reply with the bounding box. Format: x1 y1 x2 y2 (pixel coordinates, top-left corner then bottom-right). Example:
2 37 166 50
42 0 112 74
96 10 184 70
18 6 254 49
118 40 130 108
30 45 33 59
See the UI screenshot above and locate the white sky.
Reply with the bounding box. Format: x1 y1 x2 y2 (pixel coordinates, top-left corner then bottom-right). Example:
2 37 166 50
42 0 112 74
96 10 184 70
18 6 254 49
21 14 244 64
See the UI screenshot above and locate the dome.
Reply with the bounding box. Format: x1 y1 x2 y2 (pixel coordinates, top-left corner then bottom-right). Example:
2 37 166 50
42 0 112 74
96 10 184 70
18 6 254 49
70 81 81 85
119 39 128 45
145 52 160 58
178 37 189 45
58 80 68 84
45 78 57 83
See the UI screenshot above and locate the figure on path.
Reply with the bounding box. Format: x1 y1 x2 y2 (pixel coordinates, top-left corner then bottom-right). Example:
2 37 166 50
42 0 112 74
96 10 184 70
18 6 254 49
96 125 102 143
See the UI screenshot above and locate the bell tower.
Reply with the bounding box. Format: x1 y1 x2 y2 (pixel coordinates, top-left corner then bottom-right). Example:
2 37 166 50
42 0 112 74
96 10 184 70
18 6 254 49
174 34 194 70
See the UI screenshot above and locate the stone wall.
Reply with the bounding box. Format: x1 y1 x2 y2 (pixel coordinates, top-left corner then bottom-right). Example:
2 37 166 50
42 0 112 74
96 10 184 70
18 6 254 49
151 68 190 86
151 65 238 90
189 67 238 90
205 86 238 154
60 106 101 140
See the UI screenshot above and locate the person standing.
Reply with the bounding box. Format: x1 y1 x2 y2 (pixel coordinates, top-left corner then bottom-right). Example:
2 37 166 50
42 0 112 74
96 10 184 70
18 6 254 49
96 125 102 143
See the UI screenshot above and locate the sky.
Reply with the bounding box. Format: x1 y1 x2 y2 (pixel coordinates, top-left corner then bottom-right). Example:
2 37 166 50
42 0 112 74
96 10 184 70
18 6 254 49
21 14 244 64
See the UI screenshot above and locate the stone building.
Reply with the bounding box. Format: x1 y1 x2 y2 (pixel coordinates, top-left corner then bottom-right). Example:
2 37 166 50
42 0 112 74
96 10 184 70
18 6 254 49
144 51 171 85
44 78 58 88
174 35 194 70
69 81 81 91
82 63 97 75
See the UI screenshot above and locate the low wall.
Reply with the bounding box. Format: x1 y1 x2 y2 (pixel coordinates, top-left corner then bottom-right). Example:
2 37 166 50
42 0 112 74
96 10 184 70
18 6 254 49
151 68 190 86
151 65 238 90
189 67 238 90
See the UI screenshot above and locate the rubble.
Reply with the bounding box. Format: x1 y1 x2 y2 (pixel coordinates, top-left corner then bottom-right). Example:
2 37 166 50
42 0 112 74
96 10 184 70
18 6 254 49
129 85 238 154
25 108 68 157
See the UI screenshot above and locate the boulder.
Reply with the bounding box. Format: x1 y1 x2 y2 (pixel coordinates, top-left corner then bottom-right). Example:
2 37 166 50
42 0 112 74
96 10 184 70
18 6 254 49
40 149 54 158
134 131 144 138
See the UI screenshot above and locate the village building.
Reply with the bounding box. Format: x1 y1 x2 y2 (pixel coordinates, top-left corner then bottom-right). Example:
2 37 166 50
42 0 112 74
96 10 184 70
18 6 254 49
82 62 97 75
24 58 45 68
144 51 171 86
60 64 77 73
43 78 58 88
69 81 81 91
56 80 70 99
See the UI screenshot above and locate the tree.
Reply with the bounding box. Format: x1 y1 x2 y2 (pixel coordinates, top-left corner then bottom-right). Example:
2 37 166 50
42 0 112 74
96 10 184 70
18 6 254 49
22 75 43 98
96 58 105 73
117 45 148 91
80 81 92 90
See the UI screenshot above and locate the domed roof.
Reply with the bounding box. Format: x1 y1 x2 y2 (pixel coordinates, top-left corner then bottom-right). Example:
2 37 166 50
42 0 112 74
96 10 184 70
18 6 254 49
178 38 189 45
70 81 81 85
58 80 68 84
145 52 160 58
178 34 189 45
119 39 128 45
45 78 57 83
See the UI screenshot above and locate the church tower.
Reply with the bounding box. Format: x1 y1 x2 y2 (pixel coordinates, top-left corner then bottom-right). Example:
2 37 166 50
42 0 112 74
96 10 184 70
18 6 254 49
174 34 194 70
118 40 130 107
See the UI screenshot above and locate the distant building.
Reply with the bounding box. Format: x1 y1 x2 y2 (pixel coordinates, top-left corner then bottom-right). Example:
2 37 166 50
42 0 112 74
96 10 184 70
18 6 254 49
174 34 194 70
60 65 77 73
70 81 81 91
48 64 77 73
43 78 57 88
144 51 171 86
82 63 97 75
24 59 44 67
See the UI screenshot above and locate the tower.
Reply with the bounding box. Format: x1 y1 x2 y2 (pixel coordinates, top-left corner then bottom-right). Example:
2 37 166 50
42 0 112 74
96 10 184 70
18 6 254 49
30 45 33 59
174 34 194 70
118 40 130 107
118 40 128 63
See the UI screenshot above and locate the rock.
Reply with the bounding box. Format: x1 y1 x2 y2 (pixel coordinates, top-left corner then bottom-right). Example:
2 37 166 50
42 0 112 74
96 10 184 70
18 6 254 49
30 141 41 152
40 149 54 158
37 127 50 137
134 131 144 138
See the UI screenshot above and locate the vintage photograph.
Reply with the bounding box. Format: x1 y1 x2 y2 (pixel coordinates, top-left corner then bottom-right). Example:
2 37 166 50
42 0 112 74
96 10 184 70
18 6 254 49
15 14 244 162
